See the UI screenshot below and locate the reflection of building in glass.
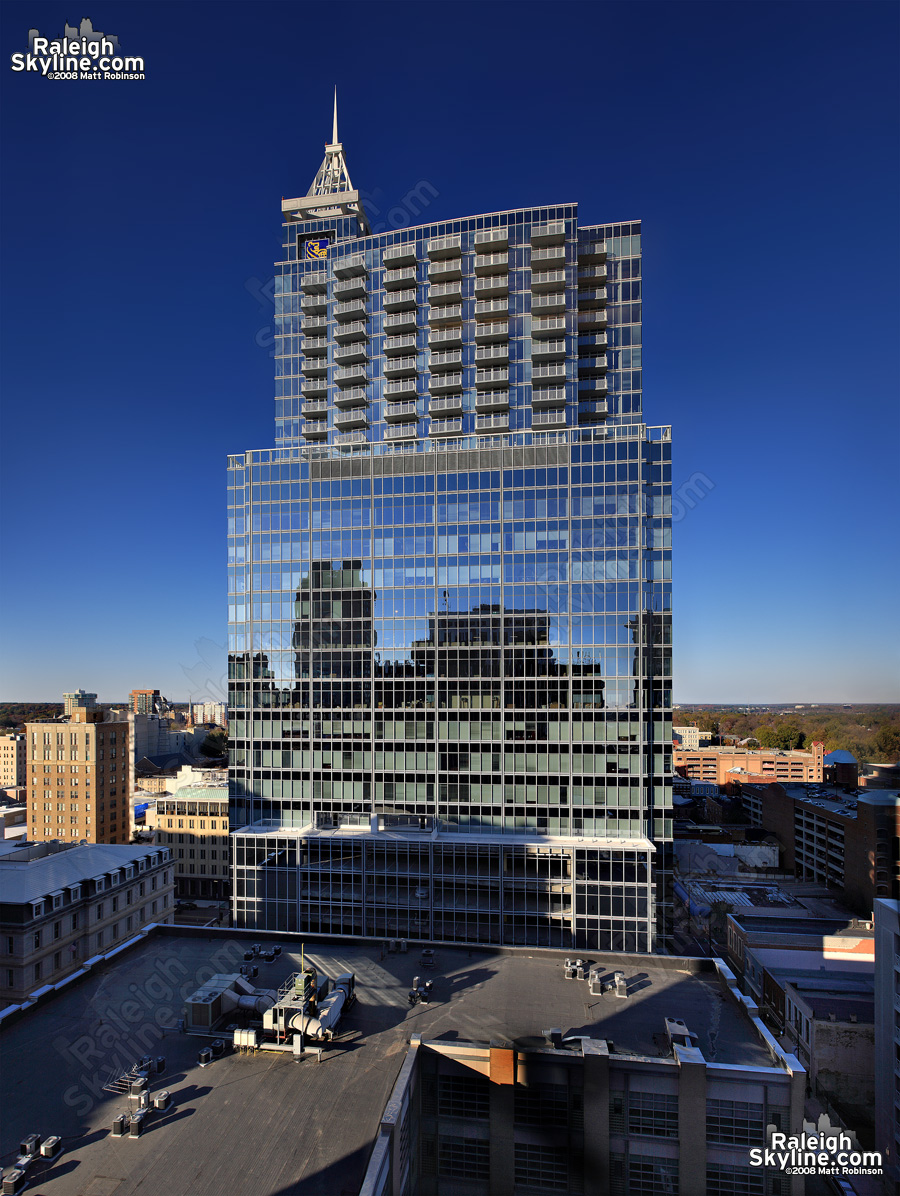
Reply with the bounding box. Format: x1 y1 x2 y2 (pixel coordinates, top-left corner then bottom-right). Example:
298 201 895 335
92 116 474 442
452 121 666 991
228 111 673 951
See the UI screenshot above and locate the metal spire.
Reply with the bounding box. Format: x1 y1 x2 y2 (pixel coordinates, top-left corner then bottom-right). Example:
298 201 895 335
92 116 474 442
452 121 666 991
308 88 353 198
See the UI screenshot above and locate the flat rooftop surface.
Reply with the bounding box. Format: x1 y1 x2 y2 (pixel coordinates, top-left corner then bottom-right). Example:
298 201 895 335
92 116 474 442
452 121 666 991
0 933 775 1196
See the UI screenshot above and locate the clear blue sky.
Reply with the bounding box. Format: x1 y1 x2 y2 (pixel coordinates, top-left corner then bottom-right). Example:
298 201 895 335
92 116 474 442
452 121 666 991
1 1 897 705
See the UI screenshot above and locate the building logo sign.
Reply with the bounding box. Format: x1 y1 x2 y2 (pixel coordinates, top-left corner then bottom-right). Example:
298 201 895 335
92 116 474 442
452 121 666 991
9 18 145 81
304 239 330 261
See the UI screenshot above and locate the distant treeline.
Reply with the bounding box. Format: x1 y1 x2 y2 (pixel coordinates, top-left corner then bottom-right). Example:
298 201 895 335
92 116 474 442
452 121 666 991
0 703 64 730
676 705 900 764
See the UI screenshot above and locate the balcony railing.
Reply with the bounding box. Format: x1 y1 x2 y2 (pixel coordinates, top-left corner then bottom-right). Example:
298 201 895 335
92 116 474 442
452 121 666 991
532 293 567 313
427 235 461 257
301 294 328 313
384 423 418 440
384 311 418 332
474 322 508 343
578 286 607 308
474 252 508 275
531 386 567 409
429 349 463 371
301 358 328 377
475 414 509 431
429 281 463 302
474 276 508 298
428 305 462 325
333 343 367 365
531 245 566 264
384 266 417 289
333 387 368 409
578 378 609 396
334 364 368 386
301 400 328 416
428 395 464 416
533 364 566 381
532 409 567 426
578 332 607 350
300 271 328 294
383 244 417 267
532 339 566 359
429 417 464 436
302 336 329 354
532 316 566 337
384 401 419 423
474 228 508 249
474 299 508 318
578 355 608 373
429 326 463 346
334 277 367 299
474 390 509 413
475 367 509 387
384 378 418 399
384 334 418 355
302 420 328 439
532 269 566 291
333 253 367 279
530 221 567 245
577 240 607 262
335 430 369 446
333 320 368 344
475 346 509 365
303 315 329 331
383 355 418 378
577 309 608 328
578 266 608 283
384 288 418 311
429 372 463 394
301 377 328 396
428 259 462 280
334 299 368 321
334 409 369 430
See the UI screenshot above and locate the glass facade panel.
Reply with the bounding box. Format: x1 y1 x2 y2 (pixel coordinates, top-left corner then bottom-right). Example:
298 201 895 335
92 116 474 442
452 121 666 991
229 133 672 949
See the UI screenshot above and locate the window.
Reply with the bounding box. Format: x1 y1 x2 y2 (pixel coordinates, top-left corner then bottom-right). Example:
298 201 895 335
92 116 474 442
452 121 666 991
6 936 14 955
706 1099 765 1147
628 1091 678 1137
438 1137 489 1181
33 931 41 950
514 1143 568 1192
53 922 61 940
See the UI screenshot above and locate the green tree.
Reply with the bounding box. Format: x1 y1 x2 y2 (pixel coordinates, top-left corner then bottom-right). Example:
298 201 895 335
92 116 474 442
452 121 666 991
200 728 228 758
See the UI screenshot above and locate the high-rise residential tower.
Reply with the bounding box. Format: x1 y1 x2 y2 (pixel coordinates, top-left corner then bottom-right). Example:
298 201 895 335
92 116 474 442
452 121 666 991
229 103 673 951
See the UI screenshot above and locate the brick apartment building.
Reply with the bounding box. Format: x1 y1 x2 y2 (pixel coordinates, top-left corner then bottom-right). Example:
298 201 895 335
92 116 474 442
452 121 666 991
0 733 26 789
25 708 131 844
674 741 824 787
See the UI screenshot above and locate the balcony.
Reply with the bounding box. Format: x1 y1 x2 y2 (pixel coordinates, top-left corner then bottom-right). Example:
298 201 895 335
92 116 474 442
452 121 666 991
531 386 568 409
384 400 419 423
531 245 566 265
532 409 567 427
429 372 463 394
334 343 367 365
578 378 609 397
530 221 567 246
533 363 566 383
474 299 508 319
335 430 369 446
384 266 417 290
333 252 367 279
578 402 608 420
427 235 461 258
301 376 328 396
302 315 329 332
429 281 463 304
474 322 508 343
384 288 418 311
475 345 509 366
533 316 566 337
578 265 608 284
383 355 418 378
384 311 418 333
532 292 567 315
532 269 567 293
428 395 464 417
384 333 418 356
334 363 367 387
429 349 462 372
301 400 328 417
429 417 463 437
333 320 368 345
333 387 369 409
475 367 509 388
577 240 607 262
302 336 329 355
334 276 367 301
334 408 369 431
384 378 418 400
474 275 508 299
429 326 463 348
532 339 566 360
301 270 328 293
578 354 608 374
302 420 328 440
474 228 508 250
474 390 509 413
428 258 462 281
301 357 328 377
475 414 509 432
578 332 607 351
301 294 328 314
428 304 462 326
577 309 608 329
383 244 417 267
334 298 367 322
384 422 418 440
578 286 607 309
474 252 508 275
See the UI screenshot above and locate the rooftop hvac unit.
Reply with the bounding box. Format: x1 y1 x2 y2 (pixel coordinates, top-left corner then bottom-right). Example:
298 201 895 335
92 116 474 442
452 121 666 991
18 1136 40 1158
2 1169 27 1195
154 1091 171 1111
198 1047 212 1067
128 1113 145 1138
111 1114 127 1137
40 1137 62 1160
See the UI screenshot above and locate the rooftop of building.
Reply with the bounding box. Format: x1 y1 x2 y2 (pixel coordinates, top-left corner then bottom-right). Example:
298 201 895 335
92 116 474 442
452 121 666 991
783 982 874 1023
0 929 787 1196
728 913 874 937
0 840 167 905
674 744 820 756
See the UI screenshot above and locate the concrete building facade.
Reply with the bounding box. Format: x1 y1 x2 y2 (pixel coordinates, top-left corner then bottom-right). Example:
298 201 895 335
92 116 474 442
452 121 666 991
0 733 26 789
144 783 231 900
0 839 174 1003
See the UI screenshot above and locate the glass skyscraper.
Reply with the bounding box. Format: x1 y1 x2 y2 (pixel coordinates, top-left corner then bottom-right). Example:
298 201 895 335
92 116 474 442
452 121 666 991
229 108 673 951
